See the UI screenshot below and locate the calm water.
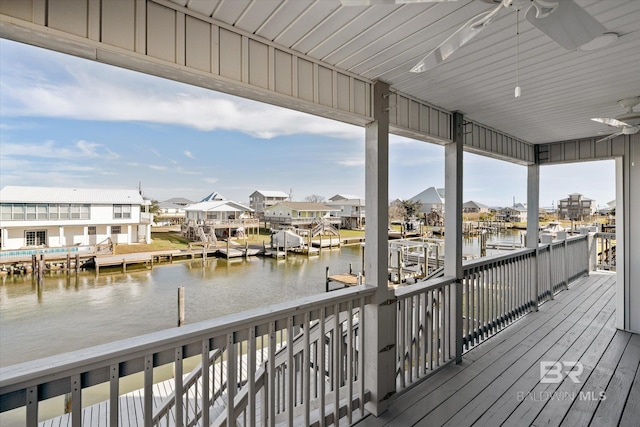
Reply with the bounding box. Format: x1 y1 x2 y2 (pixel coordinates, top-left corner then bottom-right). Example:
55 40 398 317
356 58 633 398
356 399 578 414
0 246 363 367
0 231 523 368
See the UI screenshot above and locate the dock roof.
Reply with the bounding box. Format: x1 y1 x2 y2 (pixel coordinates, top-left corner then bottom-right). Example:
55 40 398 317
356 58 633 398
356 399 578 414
0 186 144 204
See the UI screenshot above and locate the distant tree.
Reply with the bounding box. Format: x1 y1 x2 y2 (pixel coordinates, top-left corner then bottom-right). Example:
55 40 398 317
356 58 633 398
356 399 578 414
305 194 326 203
148 199 160 215
399 199 422 220
389 200 404 222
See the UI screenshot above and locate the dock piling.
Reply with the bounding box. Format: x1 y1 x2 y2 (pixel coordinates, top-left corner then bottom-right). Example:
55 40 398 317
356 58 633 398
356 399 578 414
325 266 329 292
178 286 185 327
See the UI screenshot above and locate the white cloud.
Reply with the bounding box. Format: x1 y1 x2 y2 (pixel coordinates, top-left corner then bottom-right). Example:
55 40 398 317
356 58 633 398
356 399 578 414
337 159 365 167
202 178 219 184
1 140 119 160
0 51 364 142
184 150 195 159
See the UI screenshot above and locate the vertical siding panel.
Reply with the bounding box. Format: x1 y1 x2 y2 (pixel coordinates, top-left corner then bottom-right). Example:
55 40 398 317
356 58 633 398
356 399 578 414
135 0 146 54
175 11 186 66
88 0 100 41
48 0 87 37
102 0 135 51
241 35 249 83
354 80 367 116
397 95 409 128
186 16 211 72
275 49 292 96
336 73 350 111
430 108 439 136
298 58 314 102
147 2 176 63
0 0 33 21
219 28 242 81
420 105 430 133
248 40 269 89
318 66 332 107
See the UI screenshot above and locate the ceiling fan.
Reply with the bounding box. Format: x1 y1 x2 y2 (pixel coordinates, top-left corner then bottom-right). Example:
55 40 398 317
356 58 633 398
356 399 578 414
341 0 609 73
592 97 640 143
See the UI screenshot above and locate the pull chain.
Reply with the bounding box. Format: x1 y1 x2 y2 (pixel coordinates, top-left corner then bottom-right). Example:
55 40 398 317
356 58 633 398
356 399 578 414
515 8 521 98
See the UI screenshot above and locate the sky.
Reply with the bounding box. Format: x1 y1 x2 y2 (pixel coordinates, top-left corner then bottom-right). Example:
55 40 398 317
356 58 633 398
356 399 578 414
0 39 615 208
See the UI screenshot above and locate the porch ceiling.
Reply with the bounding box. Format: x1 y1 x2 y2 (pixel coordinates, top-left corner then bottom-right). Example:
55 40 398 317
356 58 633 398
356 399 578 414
169 0 640 145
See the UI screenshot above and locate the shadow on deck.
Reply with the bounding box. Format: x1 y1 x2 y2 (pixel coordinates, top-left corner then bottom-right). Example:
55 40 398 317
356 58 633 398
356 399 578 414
357 273 640 427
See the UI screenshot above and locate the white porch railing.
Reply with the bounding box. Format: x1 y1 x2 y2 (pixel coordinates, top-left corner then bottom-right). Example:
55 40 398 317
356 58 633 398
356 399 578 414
393 234 590 393
0 235 594 425
0 286 374 427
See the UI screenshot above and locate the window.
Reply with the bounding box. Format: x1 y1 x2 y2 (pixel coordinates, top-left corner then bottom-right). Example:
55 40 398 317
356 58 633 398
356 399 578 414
37 204 48 220
70 205 80 219
49 204 59 220
25 230 46 246
114 205 131 219
88 226 97 235
80 205 90 220
26 204 36 220
1 204 11 220
59 204 69 219
111 226 122 234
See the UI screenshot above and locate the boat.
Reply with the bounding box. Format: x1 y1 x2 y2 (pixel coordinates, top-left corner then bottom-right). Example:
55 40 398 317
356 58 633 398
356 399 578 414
539 222 566 240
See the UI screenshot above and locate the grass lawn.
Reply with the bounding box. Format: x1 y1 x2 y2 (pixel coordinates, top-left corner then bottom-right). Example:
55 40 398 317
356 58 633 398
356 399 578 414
113 232 191 255
113 228 366 254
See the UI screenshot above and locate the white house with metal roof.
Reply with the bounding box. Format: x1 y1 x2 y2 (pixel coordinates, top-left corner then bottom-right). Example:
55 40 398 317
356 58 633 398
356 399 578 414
249 190 290 214
263 202 340 228
325 196 365 229
409 187 446 213
0 186 152 250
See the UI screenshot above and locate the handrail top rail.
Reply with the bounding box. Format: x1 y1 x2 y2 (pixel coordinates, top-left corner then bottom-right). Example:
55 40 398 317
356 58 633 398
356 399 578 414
463 247 535 270
0 285 375 391
595 232 616 238
394 276 457 298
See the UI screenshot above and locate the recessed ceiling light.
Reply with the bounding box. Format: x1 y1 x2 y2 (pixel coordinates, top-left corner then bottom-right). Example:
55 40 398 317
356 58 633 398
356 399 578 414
579 32 619 51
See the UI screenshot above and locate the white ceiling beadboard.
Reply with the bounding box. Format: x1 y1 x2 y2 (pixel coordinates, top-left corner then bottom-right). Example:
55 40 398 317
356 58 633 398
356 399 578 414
172 0 640 144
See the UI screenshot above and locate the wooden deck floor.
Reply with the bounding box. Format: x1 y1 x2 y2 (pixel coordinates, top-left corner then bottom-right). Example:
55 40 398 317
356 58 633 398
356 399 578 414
357 272 640 427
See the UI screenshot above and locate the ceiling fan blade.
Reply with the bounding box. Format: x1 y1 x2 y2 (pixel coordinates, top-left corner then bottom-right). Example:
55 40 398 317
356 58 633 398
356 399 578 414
410 5 502 73
341 0 457 5
591 117 631 128
596 132 623 143
525 0 606 51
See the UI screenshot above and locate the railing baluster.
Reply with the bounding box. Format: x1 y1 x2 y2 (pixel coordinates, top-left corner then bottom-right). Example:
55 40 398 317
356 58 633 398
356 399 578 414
399 298 406 389
144 354 153 427
226 334 236 427
419 292 427 377
71 374 81 427
247 327 256 427
26 386 37 427
319 308 326 427
109 364 118 427
175 347 183 427
358 296 365 419
287 316 294 426
268 321 276 427
201 340 210 427
347 301 354 425
304 312 311 427
333 303 340 426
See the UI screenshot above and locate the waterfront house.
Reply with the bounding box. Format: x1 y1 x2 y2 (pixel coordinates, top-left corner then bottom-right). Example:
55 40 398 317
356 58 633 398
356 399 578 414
497 206 528 223
155 197 194 225
0 185 152 250
558 193 597 220
326 196 365 229
462 200 490 214
249 190 290 215
409 187 445 213
1 2 639 426
263 201 340 228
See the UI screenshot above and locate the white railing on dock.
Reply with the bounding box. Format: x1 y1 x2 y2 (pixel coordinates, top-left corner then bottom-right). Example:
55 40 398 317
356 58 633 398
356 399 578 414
0 286 374 427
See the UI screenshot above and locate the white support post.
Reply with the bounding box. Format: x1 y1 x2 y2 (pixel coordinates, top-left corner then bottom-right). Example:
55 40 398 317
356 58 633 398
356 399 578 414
527 163 540 311
445 111 464 364
363 80 396 416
